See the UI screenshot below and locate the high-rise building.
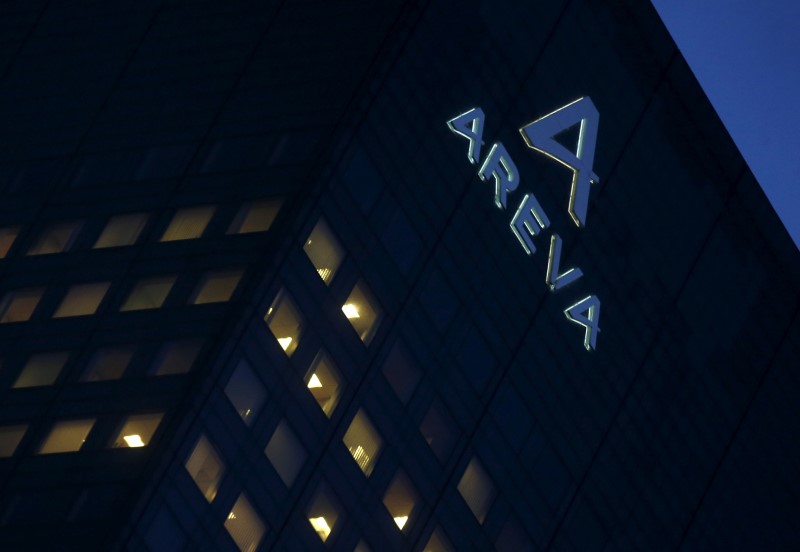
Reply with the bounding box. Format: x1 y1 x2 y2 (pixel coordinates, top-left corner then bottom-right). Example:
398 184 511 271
0 1 798 550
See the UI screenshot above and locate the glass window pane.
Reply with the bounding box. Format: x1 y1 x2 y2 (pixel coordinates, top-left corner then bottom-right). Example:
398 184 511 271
0 425 28 457
120 276 175 311
342 281 381 345
0 288 44 323
13 352 69 388
152 339 202 376
185 435 224 502
423 528 453 552
343 409 382 476
383 470 418 532
303 219 344 285
420 402 457 463
228 200 281 234
224 359 266 426
457 457 496 524
38 419 95 454
381 342 420 404
307 484 340 543
225 494 266 552
304 352 341 416
191 269 244 304
160 206 215 242
83 347 134 381
0 226 20 258
26 222 81 255
93 213 148 248
53 282 110 318
265 420 306 487
112 413 164 448
264 289 303 356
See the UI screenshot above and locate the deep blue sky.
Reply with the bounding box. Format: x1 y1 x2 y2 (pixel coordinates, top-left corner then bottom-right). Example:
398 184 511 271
651 1 800 249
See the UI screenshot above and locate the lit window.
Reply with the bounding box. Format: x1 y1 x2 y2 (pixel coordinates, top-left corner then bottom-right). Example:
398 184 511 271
307 484 340 543
457 457 496 524
0 226 20 258
160 206 215 242
264 289 303 356
83 347 134 381
304 352 341 416
225 494 266 552
381 342 420 404
224 359 266 426
354 541 371 552
112 413 164 448
53 282 110 318
423 528 454 552
342 281 381 345
190 269 244 304
303 219 344 285
120 276 175 311
265 420 307 487
420 402 457 463
228 200 281 234
26 222 81 255
38 419 95 454
0 425 28 457
93 213 148 248
13 352 68 388
185 435 224 502
0 288 44 323
343 409 383 476
152 339 202 376
383 470 418 532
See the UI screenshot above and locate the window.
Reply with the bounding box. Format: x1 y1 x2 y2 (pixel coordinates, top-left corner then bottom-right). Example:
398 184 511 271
420 402 457 463
13 352 68 388
423 528 453 552
264 289 303 356
343 409 382 476
0 425 28 457
457 457 496 524
26 222 81 255
224 359 266 426
38 419 95 454
304 352 341 416
93 213 148 248
112 413 164 448
265 420 306 487
381 342 420 404
383 470 418 531
53 282 110 318
228 200 281 234
190 269 244 304
225 494 266 552
185 435 225 502
160 206 215 242
83 347 134 381
120 276 175 311
307 484 340 543
0 288 44 323
342 281 381 345
0 226 20 258
303 219 344 285
152 340 202 375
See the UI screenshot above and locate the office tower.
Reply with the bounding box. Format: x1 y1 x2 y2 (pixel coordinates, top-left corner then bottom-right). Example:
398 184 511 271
0 1 798 550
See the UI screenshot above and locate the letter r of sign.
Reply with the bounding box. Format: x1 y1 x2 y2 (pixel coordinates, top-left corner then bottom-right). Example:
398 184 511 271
519 97 599 228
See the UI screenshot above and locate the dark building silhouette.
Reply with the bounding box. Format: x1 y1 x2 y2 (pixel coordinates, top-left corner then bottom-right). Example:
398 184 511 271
0 1 798 550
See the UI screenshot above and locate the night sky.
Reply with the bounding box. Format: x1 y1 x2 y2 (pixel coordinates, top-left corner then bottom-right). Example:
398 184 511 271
651 1 800 248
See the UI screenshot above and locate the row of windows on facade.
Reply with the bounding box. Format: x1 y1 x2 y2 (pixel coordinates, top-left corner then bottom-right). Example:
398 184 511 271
0 412 164 457
0 200 281 260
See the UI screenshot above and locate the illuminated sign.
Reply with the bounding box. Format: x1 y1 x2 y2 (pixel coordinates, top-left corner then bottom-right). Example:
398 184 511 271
448 98 601 351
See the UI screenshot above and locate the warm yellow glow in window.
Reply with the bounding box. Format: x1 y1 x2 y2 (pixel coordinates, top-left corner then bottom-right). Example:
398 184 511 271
307 373 322 388
277 337 293 351
341 304 360 319
394 516 409 530
123 434 145 448
309 517 331 541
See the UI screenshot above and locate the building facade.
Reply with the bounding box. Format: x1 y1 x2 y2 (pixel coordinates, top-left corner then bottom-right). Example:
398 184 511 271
0 1 798 550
